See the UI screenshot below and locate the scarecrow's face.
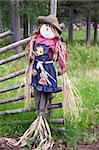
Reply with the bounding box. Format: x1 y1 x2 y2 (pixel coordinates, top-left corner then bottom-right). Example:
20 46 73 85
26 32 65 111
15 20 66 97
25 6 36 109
40 24 55 39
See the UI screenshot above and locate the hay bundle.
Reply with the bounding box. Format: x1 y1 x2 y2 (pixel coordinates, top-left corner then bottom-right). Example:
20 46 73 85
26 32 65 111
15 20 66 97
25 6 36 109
62 72 82 120
5 116 53 149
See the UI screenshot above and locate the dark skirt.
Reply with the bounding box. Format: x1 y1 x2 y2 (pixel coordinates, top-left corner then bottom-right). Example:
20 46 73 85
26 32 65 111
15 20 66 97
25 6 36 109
31 56 59 93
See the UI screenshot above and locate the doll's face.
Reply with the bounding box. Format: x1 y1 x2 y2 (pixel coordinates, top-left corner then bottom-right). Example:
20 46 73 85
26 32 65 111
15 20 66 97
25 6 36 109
40 24 55 39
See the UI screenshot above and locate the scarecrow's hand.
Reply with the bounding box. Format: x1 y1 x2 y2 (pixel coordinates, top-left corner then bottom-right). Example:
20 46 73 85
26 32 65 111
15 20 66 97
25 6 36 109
60 68 67 75
58 51 67 74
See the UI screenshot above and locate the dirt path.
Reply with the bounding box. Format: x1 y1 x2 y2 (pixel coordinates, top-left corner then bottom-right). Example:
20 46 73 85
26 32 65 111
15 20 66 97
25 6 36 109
0 138 99 150
0 125 99 150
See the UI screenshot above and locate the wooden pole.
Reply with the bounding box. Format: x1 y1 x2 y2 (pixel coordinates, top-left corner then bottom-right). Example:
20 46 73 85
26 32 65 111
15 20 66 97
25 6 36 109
48 103 62 109
51 118 64 124
0 37 31 54
0 103 62 115
50 0 57 16
86 9 91 45
0 118 64 125
57 127 65 132
11 0 22 53
0 95 24 104
0 107 34 115
0 51 26 65
68 5 73 42
0 30 13 39
93 19 97 43
0 69 25 82
0 93 34 105
0 84 25 93
0 93 63 105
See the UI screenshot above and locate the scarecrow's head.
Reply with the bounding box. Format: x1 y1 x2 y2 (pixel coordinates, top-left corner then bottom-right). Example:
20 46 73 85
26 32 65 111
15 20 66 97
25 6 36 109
37 15 62 39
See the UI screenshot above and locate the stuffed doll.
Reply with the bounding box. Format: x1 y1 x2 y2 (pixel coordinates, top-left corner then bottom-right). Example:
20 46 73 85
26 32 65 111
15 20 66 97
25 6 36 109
30 15 67 117
6 15 81 149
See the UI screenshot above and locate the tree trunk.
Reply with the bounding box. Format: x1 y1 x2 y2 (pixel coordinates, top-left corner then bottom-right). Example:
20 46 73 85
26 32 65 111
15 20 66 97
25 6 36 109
93 19 97 44
0 8 3 33
68 6 73 43
45 0 49 15
50 0 57 16
86 10 91 45
30 18 33 34
23 16 28 38
23 0 28 38
11 0 22 53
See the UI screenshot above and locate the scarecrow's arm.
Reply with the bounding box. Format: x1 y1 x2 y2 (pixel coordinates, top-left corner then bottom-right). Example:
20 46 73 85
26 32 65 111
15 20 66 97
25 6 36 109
30 38 34 56
28 37 35 63
25 37 35 74
57 41 67 74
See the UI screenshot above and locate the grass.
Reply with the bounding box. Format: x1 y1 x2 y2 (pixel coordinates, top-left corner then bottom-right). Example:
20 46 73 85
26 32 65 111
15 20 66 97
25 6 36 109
0 29 99 147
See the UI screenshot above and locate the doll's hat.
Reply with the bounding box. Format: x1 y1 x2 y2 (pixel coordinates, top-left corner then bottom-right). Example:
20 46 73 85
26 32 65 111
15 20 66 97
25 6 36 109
37 14 62 34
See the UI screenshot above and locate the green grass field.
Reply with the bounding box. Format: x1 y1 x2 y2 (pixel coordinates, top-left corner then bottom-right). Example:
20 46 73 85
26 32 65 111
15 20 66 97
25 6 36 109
0 30 99 147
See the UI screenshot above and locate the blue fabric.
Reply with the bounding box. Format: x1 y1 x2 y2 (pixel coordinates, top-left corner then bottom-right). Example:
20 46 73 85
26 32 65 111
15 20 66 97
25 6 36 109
31 42 59 93
33 42 49 55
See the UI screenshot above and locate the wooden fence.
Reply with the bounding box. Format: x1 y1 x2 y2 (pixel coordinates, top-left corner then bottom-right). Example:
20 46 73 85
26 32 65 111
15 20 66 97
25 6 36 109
0 31 64 126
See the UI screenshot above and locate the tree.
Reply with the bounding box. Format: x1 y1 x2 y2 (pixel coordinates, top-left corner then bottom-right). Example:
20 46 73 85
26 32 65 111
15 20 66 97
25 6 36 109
0 5 3 32
45 0 50 15
68 5 73 42
93 18 97 44
0 0 11 32
50 0 57 16
91 2 99 44
23 0 28 38
86 9 91 45
11 0 21 53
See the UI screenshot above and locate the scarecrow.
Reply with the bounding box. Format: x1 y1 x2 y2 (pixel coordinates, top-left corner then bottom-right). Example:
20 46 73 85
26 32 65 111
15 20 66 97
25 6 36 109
6 15 81 149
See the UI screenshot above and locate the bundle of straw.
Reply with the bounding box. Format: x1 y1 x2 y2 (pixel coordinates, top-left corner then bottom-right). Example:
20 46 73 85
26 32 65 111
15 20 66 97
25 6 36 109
24 38 35 108
62 72 82 120
5 116 54 149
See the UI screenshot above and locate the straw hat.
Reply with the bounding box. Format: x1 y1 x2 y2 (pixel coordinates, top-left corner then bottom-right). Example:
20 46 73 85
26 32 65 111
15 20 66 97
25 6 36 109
37 14 62 34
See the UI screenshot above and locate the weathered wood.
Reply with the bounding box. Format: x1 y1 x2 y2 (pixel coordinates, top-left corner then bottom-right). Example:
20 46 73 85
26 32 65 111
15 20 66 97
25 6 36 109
48 103 62 109
86 9 91 45
68 6 73 42
0 94 54 105
93 19 97 43
0 118 64 126
11 0 22 53
0 89 62 104
0 92 34 104
0 52 26 65
57 127 65 132
0 90 54 104
0 103 62 115
51 118 64 124
0 30 13 39
50 0 57 16
0 69 25 82
0 37 31 54
0 107 34 115
0 84 25 93
0 95 24 104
